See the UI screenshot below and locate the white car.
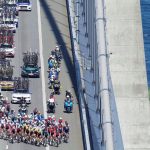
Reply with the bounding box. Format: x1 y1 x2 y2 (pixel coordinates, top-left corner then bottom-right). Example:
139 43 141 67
0 44 15 57
0 22 17 33
11 93 31 104
17 0 32 11
5 48 15 57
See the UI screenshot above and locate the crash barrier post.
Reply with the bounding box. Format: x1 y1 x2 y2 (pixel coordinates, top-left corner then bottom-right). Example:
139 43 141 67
66 0 91 150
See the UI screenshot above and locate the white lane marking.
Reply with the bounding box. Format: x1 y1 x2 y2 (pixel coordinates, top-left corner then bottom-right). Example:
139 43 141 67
37 1 49 150
37 0 47 118
5 145 8 150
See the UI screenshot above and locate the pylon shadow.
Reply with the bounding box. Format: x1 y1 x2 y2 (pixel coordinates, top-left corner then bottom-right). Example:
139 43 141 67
39 0 77 96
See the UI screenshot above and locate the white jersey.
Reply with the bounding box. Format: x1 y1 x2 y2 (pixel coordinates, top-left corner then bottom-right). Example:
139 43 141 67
1 119 5 124
48 98 55 103
1 106 5 112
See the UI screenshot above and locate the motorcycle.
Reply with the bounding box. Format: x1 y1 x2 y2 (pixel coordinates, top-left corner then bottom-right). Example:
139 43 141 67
18 103 28 115
53 81 60 94
64 99 73 113
48 77 55 89
47 98 56 113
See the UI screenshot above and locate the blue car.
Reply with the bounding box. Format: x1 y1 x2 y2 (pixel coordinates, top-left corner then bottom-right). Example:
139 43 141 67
17 0 32 11
64 99 73 113
21 65 40 78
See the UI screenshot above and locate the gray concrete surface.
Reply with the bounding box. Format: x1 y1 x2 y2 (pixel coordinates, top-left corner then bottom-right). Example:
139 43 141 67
0 0 83 150
105 0 150 149
39 0 83 149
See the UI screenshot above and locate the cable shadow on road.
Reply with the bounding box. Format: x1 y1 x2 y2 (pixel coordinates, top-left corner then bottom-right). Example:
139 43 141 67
39 0 78 96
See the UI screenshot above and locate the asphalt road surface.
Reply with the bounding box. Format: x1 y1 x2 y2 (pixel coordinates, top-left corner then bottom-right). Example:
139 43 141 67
0 0 83 150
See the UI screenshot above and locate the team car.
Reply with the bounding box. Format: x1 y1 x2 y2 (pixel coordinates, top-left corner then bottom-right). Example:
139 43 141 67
11 77 31 104
0 59 14 90
16 0 32 11
0 81 14 90
21 64 40 78
0 29 15 57
0 43 15 57
21 52 40 78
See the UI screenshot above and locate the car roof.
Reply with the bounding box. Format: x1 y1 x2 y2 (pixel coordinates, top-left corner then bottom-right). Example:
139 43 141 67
17 0 30 3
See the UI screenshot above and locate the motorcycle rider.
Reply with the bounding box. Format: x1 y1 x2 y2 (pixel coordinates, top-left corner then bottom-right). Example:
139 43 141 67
20 97 26 106
64 95 73 112
55 45 60 51
49 93 55 101
65 90 73 99
47 94 56 113
55 45 62 62
53 80 60 94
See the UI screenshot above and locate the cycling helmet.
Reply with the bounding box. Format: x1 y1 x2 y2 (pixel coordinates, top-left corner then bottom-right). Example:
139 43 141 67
66 95 70 98
66 90 71 93
59 117 63 123
52 115 55 118
55 46 59 50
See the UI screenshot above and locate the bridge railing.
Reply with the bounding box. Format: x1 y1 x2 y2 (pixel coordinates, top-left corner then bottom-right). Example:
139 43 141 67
66 0 91 150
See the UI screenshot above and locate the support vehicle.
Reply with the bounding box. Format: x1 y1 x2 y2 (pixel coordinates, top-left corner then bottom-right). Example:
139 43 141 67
0 28 15 57
0 59 14 90
0 13 18 32
11 77 31 104
16 0 31 11
21 51 40 78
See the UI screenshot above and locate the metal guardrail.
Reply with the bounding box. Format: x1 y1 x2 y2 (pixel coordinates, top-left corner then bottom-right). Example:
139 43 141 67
66 0 91 150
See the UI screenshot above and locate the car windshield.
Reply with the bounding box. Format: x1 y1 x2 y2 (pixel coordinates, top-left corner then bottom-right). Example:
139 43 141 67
2 21 14 24
18 0 30 3
0 44 12 48
6 4 17 7
15 89 28 93
24 66 38 71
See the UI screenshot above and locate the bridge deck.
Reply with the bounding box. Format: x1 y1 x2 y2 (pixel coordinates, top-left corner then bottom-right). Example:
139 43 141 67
105 0 150 149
